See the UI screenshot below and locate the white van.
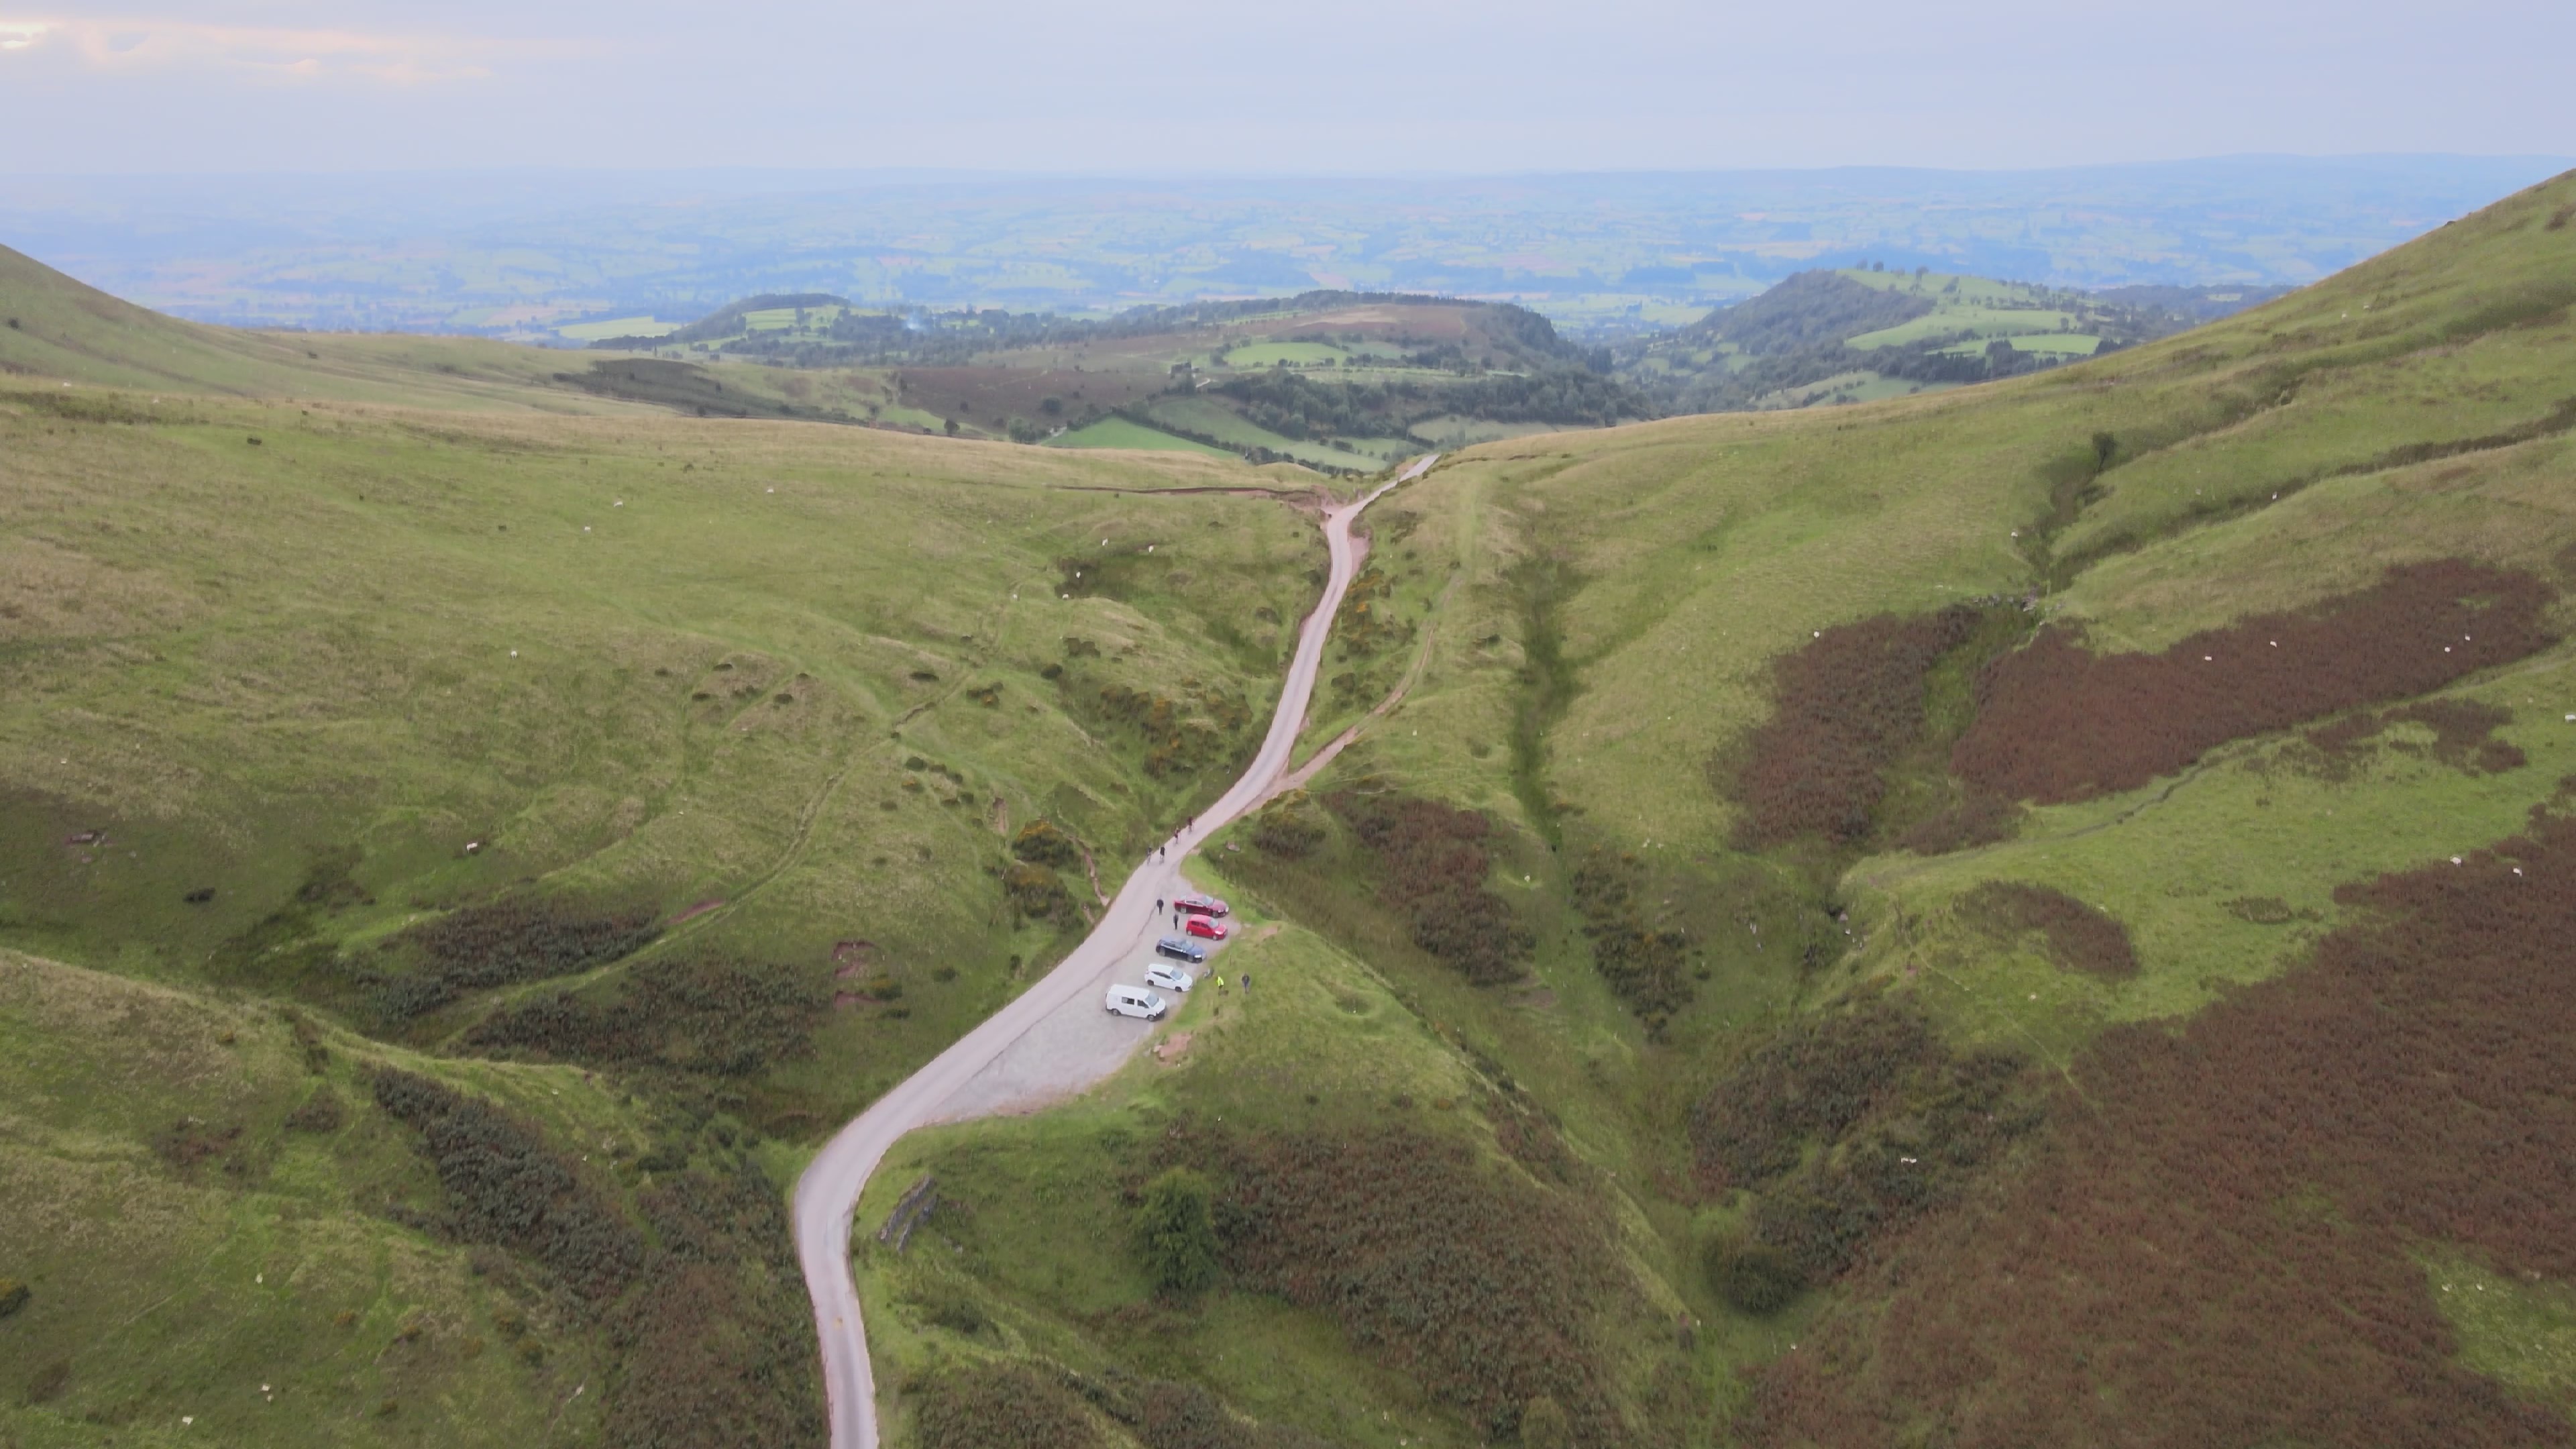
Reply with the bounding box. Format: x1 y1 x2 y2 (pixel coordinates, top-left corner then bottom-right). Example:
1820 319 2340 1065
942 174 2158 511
1105 984 1168 1020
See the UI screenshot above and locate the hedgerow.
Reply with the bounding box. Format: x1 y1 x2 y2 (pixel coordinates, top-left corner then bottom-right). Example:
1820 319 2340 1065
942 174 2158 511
1743 802 2576 1449
1325 790 1530 985
1952 561 2555 804
1732 607 1986 847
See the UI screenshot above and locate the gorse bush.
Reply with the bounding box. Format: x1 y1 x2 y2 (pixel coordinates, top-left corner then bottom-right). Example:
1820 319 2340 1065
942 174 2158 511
1746 804 2576 1448
1326 791 1530 985
1135 1168 1220 1293
1690 998 1936 1189
1180 1126 1631 1445
1010 818 1083 868
1569 851 1693 1028
464 955 828 1077
1249 790 1328 859
370 1068 644 1299
368 897 662 1021
1004 861 1080 927
1953 561 2556 804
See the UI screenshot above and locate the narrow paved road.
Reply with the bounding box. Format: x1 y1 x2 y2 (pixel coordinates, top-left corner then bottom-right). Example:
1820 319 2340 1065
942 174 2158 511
793 454 1437 1449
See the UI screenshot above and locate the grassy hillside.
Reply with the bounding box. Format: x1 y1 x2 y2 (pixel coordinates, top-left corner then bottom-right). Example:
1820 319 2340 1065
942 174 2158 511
0 246 1353 1446
1617 265 2271 413
853 169 2576 1448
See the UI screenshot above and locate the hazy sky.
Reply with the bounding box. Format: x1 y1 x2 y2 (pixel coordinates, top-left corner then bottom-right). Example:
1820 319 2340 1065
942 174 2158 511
2 1 2569 175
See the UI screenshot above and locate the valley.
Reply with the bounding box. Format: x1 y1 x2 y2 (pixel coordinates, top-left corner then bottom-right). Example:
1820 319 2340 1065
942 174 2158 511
3 164 2575 1449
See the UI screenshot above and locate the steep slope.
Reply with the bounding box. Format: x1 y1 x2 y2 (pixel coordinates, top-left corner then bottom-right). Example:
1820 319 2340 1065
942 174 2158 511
0 260 1342 1446
855 170 2576 1448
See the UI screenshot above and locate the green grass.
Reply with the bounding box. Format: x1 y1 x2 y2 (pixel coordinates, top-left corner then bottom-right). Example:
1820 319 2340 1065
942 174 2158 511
1846 306 2080 350
555 316 679 342
1221 341 1350 368
0 949 627 1446
1044 415 1237 457
2428 1247 2576 1413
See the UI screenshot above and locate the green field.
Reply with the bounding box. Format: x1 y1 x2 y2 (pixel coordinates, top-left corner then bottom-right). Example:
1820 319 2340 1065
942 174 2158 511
1221 341 1351 368
1044 415 1239 456
555 315 682 342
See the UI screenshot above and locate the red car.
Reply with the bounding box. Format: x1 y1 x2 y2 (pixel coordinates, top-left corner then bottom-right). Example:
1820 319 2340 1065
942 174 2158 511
1184 916 1229 941
1175 894 1229 918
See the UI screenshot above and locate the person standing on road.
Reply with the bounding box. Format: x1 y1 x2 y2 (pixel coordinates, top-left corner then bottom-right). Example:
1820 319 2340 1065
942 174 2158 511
1155 898 1163 913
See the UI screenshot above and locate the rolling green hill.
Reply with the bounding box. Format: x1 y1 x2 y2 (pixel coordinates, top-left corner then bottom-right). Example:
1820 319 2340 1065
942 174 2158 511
0 245 1340 1446
847 170 2576 1449
1616 265 2276 413
588 289 1640 468
7 166 2576 1449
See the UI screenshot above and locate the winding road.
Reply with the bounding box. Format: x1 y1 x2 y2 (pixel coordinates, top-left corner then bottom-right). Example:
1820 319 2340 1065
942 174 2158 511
792 453 1437 1449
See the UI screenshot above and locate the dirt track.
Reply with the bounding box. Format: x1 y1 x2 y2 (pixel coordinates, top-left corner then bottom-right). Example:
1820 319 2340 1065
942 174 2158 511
792 453 1436 1449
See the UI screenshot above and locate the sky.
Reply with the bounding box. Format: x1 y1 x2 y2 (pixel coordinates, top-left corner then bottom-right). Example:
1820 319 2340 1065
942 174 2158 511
1 0 2570 175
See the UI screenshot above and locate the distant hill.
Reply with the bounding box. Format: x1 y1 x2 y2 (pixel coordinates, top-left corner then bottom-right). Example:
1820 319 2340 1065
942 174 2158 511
1614 265 2280 413
597 289 1640 470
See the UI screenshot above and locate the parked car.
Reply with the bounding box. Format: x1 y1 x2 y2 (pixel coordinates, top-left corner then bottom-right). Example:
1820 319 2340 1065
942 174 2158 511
1155 936 1208 965
1175 894 1230 918
1146 963 1194 993
1184 916 1228 941
1105 985 1168 1020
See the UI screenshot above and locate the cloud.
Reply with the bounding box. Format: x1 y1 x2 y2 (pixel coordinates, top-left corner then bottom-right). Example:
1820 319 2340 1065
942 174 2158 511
0 12 579 83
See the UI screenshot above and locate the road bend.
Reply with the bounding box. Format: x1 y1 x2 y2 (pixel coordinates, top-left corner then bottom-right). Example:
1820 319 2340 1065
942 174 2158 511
793 453 1438 1449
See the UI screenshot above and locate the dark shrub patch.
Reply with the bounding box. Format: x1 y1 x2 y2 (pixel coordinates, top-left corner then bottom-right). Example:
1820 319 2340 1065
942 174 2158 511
152 1118 246 1176
1248 790 1328 859
370 897 661 1022
284 1087 346 1133
1090 681 1254 778
1952 561 2555 804
912 1364 1102 1449
1690 998 1936 1190
606 1157 823 1449
1732 607 1986 847
370 1068 643 1299
1704 1235 1801 1316
1004 861 1080 927
1743 806 2576 1449
0 1279 28 1319
1136 1379 1340 1449
1957 880 2139 979
1010 818 1082 867
2302 698 2524 777
1896 790 2023 855
1179 1126 1628 1445
1325 790 1530 985
464 955 828 1077
1136 1168 1220 1293
1569 851 1692 1027
21 1358 68 1405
